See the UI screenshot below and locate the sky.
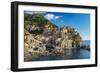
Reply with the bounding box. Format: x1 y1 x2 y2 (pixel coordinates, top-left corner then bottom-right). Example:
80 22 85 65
25 11 90 40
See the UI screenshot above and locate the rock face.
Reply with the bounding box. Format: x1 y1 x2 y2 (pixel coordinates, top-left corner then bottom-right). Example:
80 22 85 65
24 14 83 61
60 27 83 49
24 26 83 61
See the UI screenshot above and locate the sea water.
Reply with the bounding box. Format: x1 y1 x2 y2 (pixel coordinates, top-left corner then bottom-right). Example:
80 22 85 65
29 40 90 61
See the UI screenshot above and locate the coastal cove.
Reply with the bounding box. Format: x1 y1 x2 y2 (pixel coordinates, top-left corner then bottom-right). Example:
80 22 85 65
27 49 90 62
24 11 91 62
25 41 90 62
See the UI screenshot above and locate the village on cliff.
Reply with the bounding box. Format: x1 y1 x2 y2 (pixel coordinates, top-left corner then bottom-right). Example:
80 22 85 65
24 13 90 61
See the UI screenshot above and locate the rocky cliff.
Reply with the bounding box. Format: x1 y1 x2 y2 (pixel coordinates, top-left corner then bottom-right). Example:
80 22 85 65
24 14 83 61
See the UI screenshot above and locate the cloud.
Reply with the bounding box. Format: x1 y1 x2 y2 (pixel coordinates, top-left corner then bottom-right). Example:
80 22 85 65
55 16 63 19
44 14 55 20
44 13 63 20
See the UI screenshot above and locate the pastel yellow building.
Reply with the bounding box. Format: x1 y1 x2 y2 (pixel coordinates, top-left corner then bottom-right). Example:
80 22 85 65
62 28 68 34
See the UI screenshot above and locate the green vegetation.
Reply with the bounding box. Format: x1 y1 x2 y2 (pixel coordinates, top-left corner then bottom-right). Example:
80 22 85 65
24 14 57 30
24 13 88 62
